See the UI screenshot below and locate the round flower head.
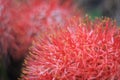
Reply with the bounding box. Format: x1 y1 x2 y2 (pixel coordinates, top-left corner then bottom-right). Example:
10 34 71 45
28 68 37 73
21 17 120 80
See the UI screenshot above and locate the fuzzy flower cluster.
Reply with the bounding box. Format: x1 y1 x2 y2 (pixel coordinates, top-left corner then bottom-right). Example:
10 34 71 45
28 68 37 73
21 17 120 80
0 0 78 60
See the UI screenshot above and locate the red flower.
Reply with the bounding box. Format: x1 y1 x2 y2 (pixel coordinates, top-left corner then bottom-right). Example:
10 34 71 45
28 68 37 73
0 0 78 60
21 17 120 80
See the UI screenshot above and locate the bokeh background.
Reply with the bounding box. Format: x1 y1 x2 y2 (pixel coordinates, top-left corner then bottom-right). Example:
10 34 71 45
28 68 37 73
77 0 120 25
0 0 120 80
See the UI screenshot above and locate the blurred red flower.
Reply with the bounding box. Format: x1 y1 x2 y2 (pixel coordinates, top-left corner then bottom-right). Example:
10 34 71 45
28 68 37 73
0 0 79 60
21 17 120 80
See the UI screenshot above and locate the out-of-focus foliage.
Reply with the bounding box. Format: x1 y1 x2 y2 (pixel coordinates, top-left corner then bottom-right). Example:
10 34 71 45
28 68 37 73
76 0 120 25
